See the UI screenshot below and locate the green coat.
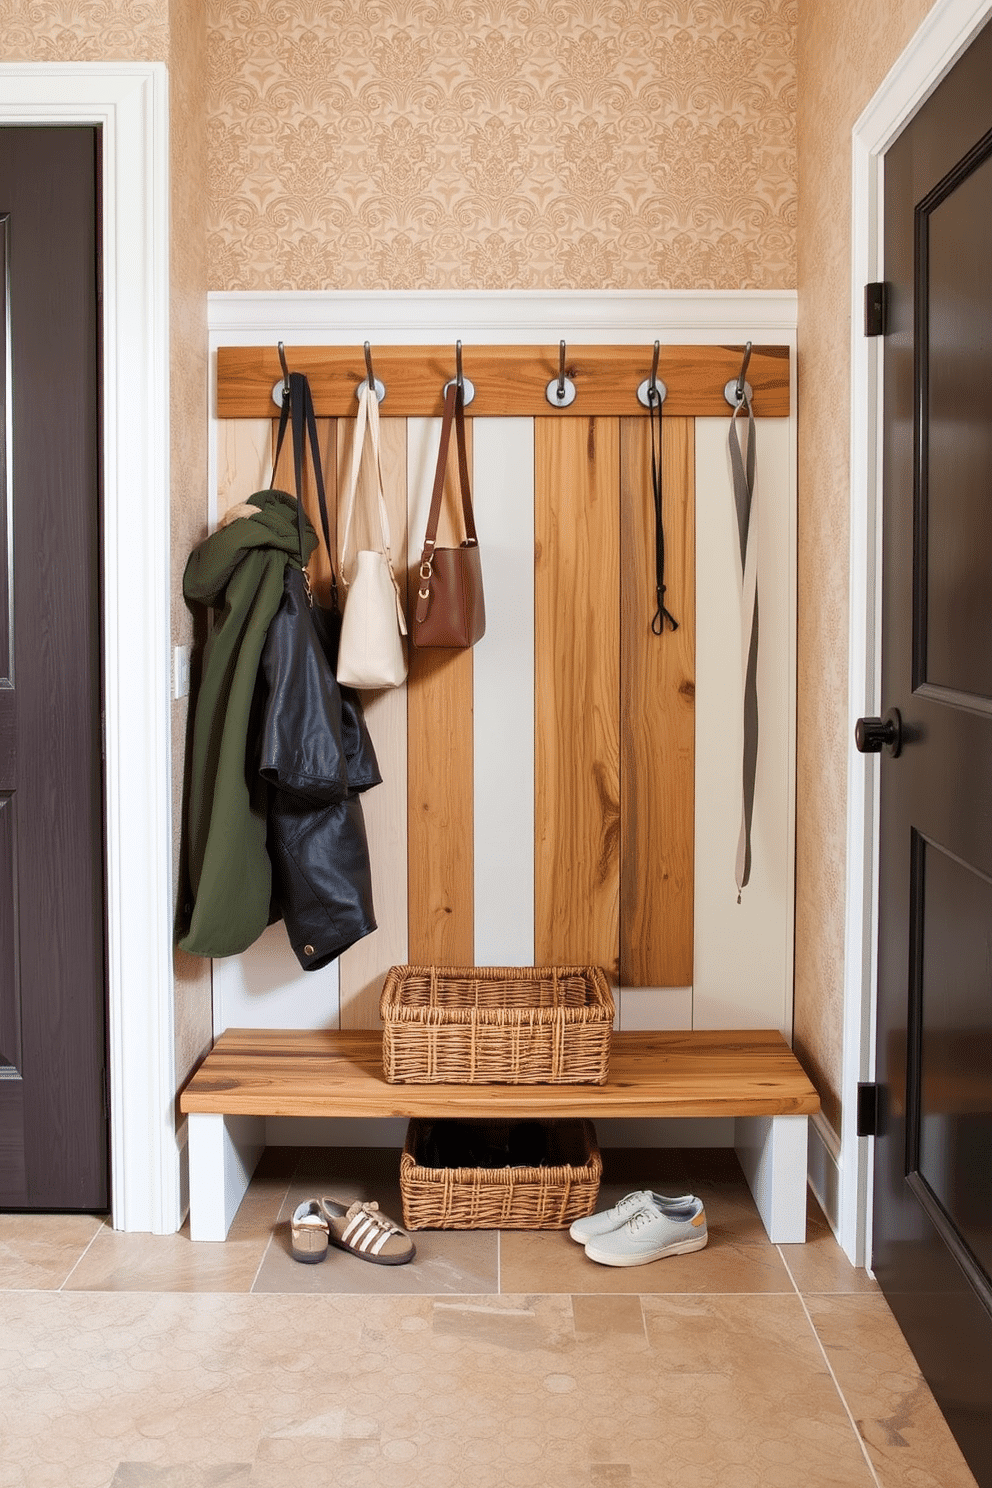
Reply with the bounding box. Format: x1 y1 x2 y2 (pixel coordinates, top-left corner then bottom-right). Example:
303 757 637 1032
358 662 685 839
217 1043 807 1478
179 490 317 959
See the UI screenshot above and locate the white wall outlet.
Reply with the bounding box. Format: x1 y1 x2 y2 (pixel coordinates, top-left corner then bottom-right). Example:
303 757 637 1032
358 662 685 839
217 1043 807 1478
173 644 192 700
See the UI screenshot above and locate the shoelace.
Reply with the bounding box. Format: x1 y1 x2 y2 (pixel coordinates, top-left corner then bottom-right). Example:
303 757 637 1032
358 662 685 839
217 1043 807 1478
624 1206 664 1233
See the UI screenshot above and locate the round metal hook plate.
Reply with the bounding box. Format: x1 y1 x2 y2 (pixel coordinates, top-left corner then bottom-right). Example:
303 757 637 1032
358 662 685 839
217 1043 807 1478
355 377 387 404
271 379 289 409
545 376 577 408
442 376 475 405
636 377 668 409
724 378 753 408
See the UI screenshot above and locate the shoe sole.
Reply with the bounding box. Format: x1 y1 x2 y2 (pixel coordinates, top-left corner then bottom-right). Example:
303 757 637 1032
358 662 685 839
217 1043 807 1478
584 1234 708 1267
290 1241 328 1264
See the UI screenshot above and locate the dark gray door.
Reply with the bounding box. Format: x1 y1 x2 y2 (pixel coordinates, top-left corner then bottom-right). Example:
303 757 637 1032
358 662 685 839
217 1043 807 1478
871 17 992 1485
0 127 108 1210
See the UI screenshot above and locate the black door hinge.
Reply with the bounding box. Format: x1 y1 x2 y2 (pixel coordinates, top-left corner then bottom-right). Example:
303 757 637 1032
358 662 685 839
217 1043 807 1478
864 282 888 337
857 1081 882 1137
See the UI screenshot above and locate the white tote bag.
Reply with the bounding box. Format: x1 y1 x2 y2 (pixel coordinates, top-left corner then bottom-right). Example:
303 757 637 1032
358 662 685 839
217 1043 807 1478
336 383 408 689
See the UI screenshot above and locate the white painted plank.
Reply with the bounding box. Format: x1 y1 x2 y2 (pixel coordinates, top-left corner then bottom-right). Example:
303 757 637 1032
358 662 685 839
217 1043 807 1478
692 417 795 1035
617 986 693 1031
472 417 535 967
212 926 340 1032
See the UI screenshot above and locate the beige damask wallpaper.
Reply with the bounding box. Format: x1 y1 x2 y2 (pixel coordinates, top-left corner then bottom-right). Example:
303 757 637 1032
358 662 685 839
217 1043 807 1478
207 0 797 291
0 0 169 55
794 0 937 1133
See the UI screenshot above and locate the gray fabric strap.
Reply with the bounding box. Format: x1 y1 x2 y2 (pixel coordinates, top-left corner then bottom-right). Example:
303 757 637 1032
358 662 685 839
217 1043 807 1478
729 387 758 901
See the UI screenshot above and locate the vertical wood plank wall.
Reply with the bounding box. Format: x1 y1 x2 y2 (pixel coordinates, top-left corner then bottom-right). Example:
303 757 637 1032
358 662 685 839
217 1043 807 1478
534 419 621 973
215 407 698 1021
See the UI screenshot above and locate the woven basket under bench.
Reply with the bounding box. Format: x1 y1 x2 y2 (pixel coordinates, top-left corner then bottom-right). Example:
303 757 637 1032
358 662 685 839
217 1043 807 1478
400 1118 602 1230
379 965 615 1084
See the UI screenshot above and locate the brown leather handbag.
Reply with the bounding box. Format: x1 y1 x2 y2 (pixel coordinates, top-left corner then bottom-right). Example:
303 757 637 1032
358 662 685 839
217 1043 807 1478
412 381 485 649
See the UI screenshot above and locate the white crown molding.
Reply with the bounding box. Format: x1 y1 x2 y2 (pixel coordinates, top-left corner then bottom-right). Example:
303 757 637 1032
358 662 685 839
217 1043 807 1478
208 289 798 345
842 0 992 1268
0 62 176 1233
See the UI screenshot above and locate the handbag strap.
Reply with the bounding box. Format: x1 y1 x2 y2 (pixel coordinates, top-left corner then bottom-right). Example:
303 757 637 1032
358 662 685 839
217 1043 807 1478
415 382 477 623
729 386 758 901
649 392 678 635
272 370 339 612
338 385 401 588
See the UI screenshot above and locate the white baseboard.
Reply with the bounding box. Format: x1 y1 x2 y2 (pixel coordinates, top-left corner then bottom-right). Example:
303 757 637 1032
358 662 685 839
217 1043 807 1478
807 1109 842 1238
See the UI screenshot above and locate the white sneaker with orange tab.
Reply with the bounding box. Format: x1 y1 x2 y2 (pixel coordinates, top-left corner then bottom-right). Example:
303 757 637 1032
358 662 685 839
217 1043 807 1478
583 1196 708 1267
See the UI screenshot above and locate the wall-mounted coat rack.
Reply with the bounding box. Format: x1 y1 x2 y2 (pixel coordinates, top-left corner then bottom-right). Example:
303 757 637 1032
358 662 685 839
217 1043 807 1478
219 343 790 420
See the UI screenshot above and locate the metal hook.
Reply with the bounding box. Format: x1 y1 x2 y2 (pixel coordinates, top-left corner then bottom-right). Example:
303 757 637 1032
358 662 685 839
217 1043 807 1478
270 341 292 407
724 340 753 408
637 340 668 409
355 340 387 404
442 339 475 405
546 338 577 407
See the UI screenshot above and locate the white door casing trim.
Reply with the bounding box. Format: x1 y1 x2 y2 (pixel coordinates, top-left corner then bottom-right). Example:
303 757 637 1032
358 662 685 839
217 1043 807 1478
843 0 992 1266
0 64 176 1232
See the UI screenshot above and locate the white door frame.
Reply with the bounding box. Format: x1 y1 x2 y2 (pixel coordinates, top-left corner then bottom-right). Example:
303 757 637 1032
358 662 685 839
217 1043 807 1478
0 64 177 1232
842 0 992 1265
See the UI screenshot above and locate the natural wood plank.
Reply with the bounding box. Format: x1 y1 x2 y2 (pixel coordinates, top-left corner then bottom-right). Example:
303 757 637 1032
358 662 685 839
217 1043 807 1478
179 1027 821 1120
216 417 272 520
619 416 695 986
406 418 475 966
535 418 620 975
338 416 410 1028
218 344 791 420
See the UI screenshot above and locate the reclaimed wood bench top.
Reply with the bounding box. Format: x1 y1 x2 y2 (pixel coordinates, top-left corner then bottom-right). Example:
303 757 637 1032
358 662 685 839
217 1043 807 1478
179 1027 820 1121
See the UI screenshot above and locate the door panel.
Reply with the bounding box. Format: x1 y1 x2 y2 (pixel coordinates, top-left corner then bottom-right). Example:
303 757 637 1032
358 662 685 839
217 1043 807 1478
0 127 107 1210
874 17 992 1484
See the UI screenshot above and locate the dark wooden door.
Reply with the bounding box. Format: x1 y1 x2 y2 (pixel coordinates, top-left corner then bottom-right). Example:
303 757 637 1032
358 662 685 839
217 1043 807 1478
0 128 108 1210
872 17 992 1485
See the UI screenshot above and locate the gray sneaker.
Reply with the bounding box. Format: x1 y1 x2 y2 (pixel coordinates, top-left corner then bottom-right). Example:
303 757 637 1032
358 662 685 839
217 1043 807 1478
583 1196 708 1266
569 1189 698 1245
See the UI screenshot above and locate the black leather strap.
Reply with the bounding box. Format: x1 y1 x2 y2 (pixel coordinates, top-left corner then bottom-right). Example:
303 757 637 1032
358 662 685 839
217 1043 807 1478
273 371 339 612
649 392 678 635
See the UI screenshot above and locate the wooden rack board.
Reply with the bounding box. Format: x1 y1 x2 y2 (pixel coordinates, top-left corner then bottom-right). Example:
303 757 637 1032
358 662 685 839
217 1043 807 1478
180 1027 819 1245
216 343 791 419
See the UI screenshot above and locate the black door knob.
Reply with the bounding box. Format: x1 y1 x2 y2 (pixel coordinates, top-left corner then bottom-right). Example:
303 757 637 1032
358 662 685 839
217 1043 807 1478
855 708 902 758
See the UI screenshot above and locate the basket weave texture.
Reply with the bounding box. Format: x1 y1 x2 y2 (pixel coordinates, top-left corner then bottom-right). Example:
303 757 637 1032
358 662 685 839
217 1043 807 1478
400 1118 602 1230
379 965 614 1084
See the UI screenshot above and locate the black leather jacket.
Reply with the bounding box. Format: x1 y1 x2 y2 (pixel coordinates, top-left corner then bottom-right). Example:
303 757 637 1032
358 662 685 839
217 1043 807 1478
256 565 380 971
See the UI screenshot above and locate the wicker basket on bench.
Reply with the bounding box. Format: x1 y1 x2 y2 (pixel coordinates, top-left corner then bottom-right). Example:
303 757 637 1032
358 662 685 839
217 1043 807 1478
379 964 615 1084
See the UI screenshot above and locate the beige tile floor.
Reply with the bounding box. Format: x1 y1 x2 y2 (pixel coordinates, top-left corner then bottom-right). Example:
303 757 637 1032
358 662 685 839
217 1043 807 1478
0 1146 978 1488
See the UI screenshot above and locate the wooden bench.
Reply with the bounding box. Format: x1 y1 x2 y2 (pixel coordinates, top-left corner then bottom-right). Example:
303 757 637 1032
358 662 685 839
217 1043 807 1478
179 1028 820 1244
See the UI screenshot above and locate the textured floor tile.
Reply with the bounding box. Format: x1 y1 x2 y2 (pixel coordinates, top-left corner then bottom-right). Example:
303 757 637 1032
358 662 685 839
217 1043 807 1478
634 1294 879 1486
61 1148 294 1295
432 1297 571 1351
778 1195 879 1295
254 1146 498 1294
109 1467 250 1487
0 1213 106 1291
0 1291 365 1488
806 1294 980 1488
571 1293 646 1339
501 1225 792 1294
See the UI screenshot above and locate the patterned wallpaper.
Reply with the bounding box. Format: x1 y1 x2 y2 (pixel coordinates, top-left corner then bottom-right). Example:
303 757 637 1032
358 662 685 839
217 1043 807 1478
0 0 169 56
794 0 936 1132
206 0 797 291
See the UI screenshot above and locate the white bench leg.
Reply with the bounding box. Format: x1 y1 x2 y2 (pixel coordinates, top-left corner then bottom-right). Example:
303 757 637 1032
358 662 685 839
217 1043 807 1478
186 1113 265 1241
734 1114 808 1243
